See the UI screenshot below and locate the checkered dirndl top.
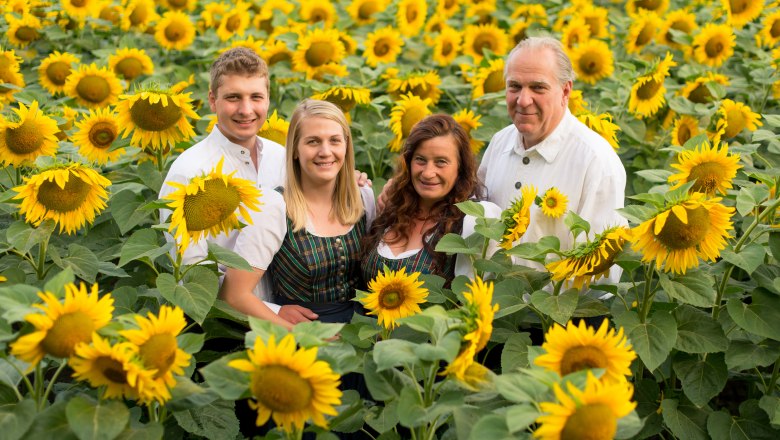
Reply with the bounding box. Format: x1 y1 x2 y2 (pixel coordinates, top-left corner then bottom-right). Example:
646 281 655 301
361 244 456 285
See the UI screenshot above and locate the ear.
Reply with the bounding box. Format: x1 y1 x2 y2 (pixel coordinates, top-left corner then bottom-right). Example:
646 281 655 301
561 80 573 106
208 89 217 113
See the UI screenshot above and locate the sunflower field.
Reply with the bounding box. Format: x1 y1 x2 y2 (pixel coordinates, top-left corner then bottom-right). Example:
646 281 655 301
1 0 780 438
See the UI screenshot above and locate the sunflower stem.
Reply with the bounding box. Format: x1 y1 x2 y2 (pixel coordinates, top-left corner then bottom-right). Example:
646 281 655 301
6 357 34 401
39 360 67 410
36 238 49 280
766 356 780 393
34 363 43 405
638 264 656 323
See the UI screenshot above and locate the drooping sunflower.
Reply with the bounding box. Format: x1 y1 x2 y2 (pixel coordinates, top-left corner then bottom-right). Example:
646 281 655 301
0 49 25 106
389 93 432 152
626 0 669 15
568 89 588 115
115 87 199 150
668 141 741 195
13 163 111 234
347 0 388 25
396 0 427 36
670 115 701 146
724 0 763 28
560 17 591 50
718 99 762 139
628 52 676 119
678 72 730 104
311 85 371 114
38 51 80 95
462 23 509 63
625 12 662 54
108 48 154 82
758 10 780 47
63 63 123 109
547 226 632 288
155 11 196 51
61 0 101 20
453 108 484 153
229 334 342 432
359 266 429 330
631 192 734 274
657 9 698 49
257 110 290 146
534 373 636 440
10 282 114 368
0 100 59 166
540 187 569 219
5 13 42 47
120 0 159 31
535 319 636 383
692 23 735 67
576 111 620 151
432 26 462 66
500 185 537 250
73 107 125 164
300 0 337 27
292 28 346 79
164 158 263 254
470 58 505 99
569 39 614 85
364 26 404 67
70 334 152 401
388 71 442 104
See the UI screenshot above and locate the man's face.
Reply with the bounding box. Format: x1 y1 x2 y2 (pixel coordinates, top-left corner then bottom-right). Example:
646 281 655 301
505 47 572 148
208 74 269 149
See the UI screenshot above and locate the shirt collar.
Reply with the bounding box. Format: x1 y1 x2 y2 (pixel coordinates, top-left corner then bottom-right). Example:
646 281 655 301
210 125 263 154
512 109 574 163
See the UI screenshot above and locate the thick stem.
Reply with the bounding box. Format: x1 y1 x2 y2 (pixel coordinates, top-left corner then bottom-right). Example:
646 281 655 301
766 356 780 393
39 361 68 410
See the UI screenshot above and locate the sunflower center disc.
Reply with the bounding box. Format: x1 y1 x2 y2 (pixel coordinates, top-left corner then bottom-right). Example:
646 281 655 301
183 179 241 231
772 20 780 38
71 0 86 7
401 106 427 137
705 39 724 58
139 333 178 377
169 0 187 8
115 58 144 80
729 0 748 14
688 162 724 194
688 84 713 104
129 6 148 26
129 97 183 132
580 53 601 75
441 41 453 56
306 42 335 67
545 197 558 208
89 121 118 148
94 357 129 384
310 9 327 23
583 238 622 276
46 61 72 85
560 403 617 440
375 40 390 56
656 205 710 249
636 25 654 46
41 311 95 358
5 118 47 154
676 123 692 145
100 6 120 22
76 75 111 103
636 0 662 11
16 26 38 42
37 174 92 212
253 365 313 412
406 7 417 22
268 51 291 66
636 78 662 100
380 290 402 309
165 23 186 41
484 70 504 94
472 35 495 54
358 1 378 19
559 345 609 375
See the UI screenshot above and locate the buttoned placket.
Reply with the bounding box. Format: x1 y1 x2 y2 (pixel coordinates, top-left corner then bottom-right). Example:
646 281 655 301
335 237 347 302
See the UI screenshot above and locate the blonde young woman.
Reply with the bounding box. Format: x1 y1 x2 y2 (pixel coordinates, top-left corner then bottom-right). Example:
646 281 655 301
220 99 375 328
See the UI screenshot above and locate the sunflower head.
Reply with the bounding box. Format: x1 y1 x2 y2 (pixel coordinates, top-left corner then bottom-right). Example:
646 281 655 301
717 98 763 139
359 267 429 330
311 85 371 115
115 86 200 150
257 110 290 146
364 26 404 67
155 10 196 51
388 93 432 152
500 185 537 250
387 71 442 104
63 63 123 109
540 187 569 218
292 28 347 79
668 140 742 195
570 39 614 85
692 23 735 67
0 100 59 166
547 226 633 289
577 112 620 151
73 106 125 164
108 48 154 81
452 108 484 153
628 52 676 118
38 51 80 95
0 49 25 105
470 58 505 99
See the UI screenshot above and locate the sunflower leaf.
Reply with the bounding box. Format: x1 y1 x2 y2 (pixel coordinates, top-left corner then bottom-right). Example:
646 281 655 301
156 267 218 325
613 310 677 372
673 352 728 407
114 422 163 440
118 229 172 268
726 289 780 341
20 401 77 440
199 352 249 401
720 243 767 275
172 399 238 440
456 201 485 218
52 244 99 284
109 190 153 235
500 333 532 373
529 289 578 325
65 395 129 440
658 270 716 307
635 169 673 184
206 242 251 271
0 398 36 440
762 114 780 128
6 219 56 254
673 306 728 354
660 399 710 440
735 184 771 217
725 340 780 371
435 233 480 255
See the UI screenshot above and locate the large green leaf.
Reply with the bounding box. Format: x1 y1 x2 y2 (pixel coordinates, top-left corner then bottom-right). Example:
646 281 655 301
118 229 171 268
109 190 153 235
759 395 780 427
6 219 56 254
735 185 770 217
725 340 780 371
530 289 578 325
673 353 728 407
769 231 780 261
455 200 485 217
501 332 532 373
373 339 419 371
166 377 219 411
156 266 218 325
709 400 780 439
494 372 552 404
720 243 767 276
365 400 399 434
21 401 77 440
0 399 36 440
205 242 251 270
199 352 249 400
658 270 716 307
434 233 480 255
504 404 541 434
673 306 728 353
707 411 753 440
727 289 780 341
467 414 514 440
136 161 164 193
173 399 238 440
362 355 414 401
661 399 710 440
396 386 425 428
114 423 163 440
50 244 99 284
66 395 130 440
0 284 42 323
613 310 677 371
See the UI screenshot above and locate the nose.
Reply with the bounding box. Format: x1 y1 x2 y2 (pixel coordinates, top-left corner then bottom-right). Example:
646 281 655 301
237 98 252 114
516 88 533 107
421 163 436 178
318 142 332 156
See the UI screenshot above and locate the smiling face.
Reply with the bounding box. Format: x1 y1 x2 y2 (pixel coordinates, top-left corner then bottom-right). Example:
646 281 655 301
295 116 347 189
208 74 269 149
505 47 571 148
411 134 460 210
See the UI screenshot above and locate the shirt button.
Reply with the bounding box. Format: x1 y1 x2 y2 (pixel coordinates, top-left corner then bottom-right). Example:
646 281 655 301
515 181 522 189
522 157 530 165
245 161 250 165
240 150 245 155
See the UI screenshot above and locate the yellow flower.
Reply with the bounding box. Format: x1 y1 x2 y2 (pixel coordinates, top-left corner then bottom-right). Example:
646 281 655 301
670 140 740 197
253 0 294 33
510 4 548 25
692 23 735 67
718 99 762 139
631 192 734 274
293 28 346 79
38 51 80 95
215 2 251 41
73 107 125 164
311 85 371 115
560 17 591 50
115 88 199 150
534 373 636 440
387 71 442 104
657 9 698 49
500 185 537 250
257 110 290 146
0 49 25 106
397 0 427 36
507 20 532 47
670 115 701 147
724 0 763 28
300 0 337 27
347 0 388 25
436 0 460 17
63 63 123 109
259 39 293 67
569 39 614 85
758 10 780 47
547 227 633 289
155 11 196 51
360 267 429 330
432 26 462 66
159 0 197 11
580 4 610 39
389 93 432 152
219 35 265 57
0 100 59 166
625 12 662 54
540 187 569 219
61 0 101 20
229 334 342 432
628 52 676 119
470 58 505 99
577 111 620 151
363 26 404 67
626 0 669 15
462 23 509 63
5 13 42 47
10 282 114 368
568 90 588 115
678 72 730 104
121 0 159 31
108 48 154 81
453 108 484 153
164 158 263 255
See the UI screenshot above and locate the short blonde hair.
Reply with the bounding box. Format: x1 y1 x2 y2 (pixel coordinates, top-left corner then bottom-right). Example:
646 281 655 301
210 47 269 95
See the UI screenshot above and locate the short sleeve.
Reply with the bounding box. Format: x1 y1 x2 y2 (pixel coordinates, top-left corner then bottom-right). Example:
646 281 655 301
454 201 503 278
360 185 377 229
233 190 287 269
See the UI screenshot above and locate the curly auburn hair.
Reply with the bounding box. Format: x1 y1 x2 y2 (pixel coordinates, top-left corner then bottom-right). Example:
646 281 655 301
362 114 484 275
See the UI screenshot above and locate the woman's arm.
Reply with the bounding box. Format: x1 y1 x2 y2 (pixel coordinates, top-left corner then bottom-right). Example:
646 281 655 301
220 267 294 330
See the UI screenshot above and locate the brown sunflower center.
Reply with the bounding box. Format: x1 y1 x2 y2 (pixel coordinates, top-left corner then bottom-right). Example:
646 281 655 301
89 121 118 148
635 0 662 11
268 51 291 66
224 14 240 31
687 83 713 104
129 97 183 132
252 365 313 412
401 105 427 137
379 289 403 309
583 238 623 276
46 61 72 86
656 205 710 249
441 41 453 56
5 118 46 154
306 42 336 67
443 0 456 10
636 24 655 46
559 345 608 375
374 39 391 56
76 75 111 103
15 26 39 42
636 78 662 100
676 122 693 145
129 5 149 26
579 51 603 76
309 8 328 23
729 0 748 14
37 174 92 212
771 19 780 38
99 5 120 23
406 6 418 23
358 1 380 19
139 333 178 377
94 357 128 384
115 57 145 80
472 33 497 54
168 0 188 8
512 27 528 44
484 70 505 94
560 403 618 440
704 37 725 58
183 179 241 231
165 21 187 42
545 196 559 208
688 162 725 194
40 311 95 358
71 0 86 7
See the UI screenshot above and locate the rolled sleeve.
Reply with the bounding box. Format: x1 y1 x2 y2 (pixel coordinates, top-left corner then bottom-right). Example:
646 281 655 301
233 191 287 270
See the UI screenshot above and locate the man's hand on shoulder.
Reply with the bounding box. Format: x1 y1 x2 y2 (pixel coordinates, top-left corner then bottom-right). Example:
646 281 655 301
354 170 372 188
278 305 318 324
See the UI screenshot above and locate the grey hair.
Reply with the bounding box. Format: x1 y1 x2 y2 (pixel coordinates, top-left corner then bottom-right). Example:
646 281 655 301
504 36 576 85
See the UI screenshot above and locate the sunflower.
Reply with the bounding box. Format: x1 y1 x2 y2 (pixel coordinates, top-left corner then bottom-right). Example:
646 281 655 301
387 71 442 104
580 4 610 39
300 0 337 27
453 108 484 153
568 90 588 115
61 0 100 20
577 112 620 151
657 9 698 49
170 74 196 94
359 267 429 330
718 99 762 139
253 0 294 33
6 13 42 47
115 87 199 150
540 187 569 219
229 333 342 432
432 26 462 66
347 0 388 25
10 282 114 368
155 11 196 51
63 63 123 109
628 53 676 119
257 110 290 146
670 115 701 146
396 0 426 36
260 39 293 66
37 51 79 95
108 48 153 82
0 49 25 106
13 163 111 234
507 20 531 47
546 226 632 289
560 17 591 50
724 0 763 27
120 0 159 31
500 185 537 250
692 23 735 67
510 4 548 25
364 26 404 67
292 28 346 79
96 2 123 28
159 0 197 11
73 107 124 164
436 0 460 17
462 23 509 63
164 158 263 254
215 2 250 41
679 72 730 104
389 93 432 152
534 373 636 440
199 1 228 28
758 10 780 47
668 141 741 195
631 192 734 274
465 0 496 23
311 85 371 114
569 39 614 85
626 0 669 15
625 12 662 54
0 100 59 166
470 58 505 99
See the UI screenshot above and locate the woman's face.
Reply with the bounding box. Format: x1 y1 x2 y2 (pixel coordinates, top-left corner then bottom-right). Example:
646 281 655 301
410 134 460 209
295 116 347 188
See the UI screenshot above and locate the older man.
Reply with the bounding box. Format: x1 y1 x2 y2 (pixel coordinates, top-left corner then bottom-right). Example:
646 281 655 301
478 36 627 281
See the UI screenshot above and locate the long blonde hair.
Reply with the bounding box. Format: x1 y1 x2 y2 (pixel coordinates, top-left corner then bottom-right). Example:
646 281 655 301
284 99 363 232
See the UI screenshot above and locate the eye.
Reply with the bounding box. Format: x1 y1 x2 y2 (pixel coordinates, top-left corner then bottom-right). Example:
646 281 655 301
436 159 448 166
413 156 426 164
